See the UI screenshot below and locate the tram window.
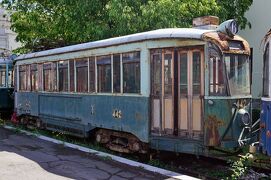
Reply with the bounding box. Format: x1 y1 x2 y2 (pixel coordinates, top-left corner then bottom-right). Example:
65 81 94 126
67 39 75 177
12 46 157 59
0 69 5 87
43 63 57 91
180 53 188 95
51 63 57 91
113 54 120 93
123 52 140 93
8 70 13 88
263 43 269 97
97 55 111 93
58 61 69 92
225 55 250 95
193 52 201 95
89 57 95 92
37 64 43 91
76 59 88 93
43 63 51 91
69 59 75 92
19 65 27 91
26 65 31 91
152 51 162 96
30 64 38 91
208 43 226 96
164 53 172 95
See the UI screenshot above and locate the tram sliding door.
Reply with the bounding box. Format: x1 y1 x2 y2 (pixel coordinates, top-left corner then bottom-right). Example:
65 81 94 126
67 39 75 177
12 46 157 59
151 49 174 134
179 49 204 138
151 47 204 139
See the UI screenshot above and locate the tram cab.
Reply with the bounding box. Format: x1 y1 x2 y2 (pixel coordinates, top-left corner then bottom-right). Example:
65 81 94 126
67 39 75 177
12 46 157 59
150 19 252 154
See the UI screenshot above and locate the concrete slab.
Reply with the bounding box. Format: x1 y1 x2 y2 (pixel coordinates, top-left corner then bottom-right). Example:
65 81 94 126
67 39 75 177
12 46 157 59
0 127 166 179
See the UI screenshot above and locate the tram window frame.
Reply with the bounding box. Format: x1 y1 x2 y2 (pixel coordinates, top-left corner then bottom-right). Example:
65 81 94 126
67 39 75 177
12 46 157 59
97 55 112 93
19 65 27 91
58 61 69 92
43 62 57 92
8 67 13 88
192 51 201 95
0 67 6 87
30 64 38 91
122 51 140 94
151 50 162 96
76 58 88 93
69 59 75 92
113 54 121 93
208 43 228 96
263 43 269 97
89 57 95 92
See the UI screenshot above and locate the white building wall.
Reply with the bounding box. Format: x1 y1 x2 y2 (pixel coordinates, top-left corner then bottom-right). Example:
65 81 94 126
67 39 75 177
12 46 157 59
239 0 271 98
0 8 21 54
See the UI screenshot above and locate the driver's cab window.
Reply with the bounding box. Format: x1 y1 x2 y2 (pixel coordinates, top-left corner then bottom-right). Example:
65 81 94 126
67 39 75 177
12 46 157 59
263 43 270 97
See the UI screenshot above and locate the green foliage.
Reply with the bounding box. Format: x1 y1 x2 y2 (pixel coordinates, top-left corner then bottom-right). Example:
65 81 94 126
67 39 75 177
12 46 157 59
1 0 253 53
228 153 250 179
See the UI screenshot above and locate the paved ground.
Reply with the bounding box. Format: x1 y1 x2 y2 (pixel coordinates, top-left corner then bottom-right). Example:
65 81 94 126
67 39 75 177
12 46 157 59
0 127 171 180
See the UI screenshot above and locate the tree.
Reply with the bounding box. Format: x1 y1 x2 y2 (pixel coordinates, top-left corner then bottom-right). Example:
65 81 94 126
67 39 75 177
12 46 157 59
1 0 253 53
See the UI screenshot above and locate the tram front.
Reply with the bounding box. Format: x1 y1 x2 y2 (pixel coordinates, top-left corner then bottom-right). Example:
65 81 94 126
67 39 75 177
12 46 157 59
203 20 252 150
261 30 271 156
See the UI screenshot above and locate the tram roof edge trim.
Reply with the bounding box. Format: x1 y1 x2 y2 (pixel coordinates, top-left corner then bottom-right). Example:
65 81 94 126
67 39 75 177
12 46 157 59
16 28 212 61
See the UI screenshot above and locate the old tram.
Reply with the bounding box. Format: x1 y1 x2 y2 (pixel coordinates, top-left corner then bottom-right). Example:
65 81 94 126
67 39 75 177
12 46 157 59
260 29 271 156
14 18 252 155
0 56 14 115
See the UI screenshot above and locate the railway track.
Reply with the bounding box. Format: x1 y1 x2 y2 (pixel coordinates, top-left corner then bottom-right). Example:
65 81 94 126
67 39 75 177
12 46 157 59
1 116 270 179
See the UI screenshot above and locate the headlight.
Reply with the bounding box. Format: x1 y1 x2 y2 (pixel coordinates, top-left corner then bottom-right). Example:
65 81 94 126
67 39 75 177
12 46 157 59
238 109 251 126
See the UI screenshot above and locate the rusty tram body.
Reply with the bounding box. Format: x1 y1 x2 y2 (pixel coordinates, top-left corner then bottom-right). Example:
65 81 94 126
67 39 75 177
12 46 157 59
261 30 271 156
14 19 252 155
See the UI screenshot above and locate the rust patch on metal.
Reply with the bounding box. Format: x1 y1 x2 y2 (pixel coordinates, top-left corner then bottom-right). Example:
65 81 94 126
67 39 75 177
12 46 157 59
205 115 225 146
202 32 250 55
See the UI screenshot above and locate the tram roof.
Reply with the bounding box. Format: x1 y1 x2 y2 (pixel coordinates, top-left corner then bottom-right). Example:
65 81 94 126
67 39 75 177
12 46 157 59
0 58 13 65
16 28 212 61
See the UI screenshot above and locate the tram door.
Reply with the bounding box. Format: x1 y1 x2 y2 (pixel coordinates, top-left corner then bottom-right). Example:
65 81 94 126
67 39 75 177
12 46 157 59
179 49 204 138
151 48 203 138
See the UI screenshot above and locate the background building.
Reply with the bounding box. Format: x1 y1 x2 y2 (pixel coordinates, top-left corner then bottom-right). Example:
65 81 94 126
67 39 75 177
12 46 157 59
239 0 271 98
0 8 21 55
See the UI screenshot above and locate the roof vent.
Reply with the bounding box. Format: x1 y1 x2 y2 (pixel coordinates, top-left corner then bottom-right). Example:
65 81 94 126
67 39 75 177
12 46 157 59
192 16 219 30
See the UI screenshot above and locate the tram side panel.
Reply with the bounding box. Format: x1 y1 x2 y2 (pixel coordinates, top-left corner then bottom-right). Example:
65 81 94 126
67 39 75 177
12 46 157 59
16 91 149 142
0 88 13 112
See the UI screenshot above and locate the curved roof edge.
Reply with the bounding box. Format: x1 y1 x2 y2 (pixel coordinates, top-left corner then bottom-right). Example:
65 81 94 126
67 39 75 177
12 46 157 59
16 28 212 61
0 58 13 65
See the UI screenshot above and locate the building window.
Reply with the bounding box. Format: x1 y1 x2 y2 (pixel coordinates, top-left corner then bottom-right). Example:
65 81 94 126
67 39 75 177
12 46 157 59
113 54 120 93
97 55 111 93
123 52 140 93
58 61 69 92
76 58 88 93
89 57 95 92
19 65 27 91
30 64 38 91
